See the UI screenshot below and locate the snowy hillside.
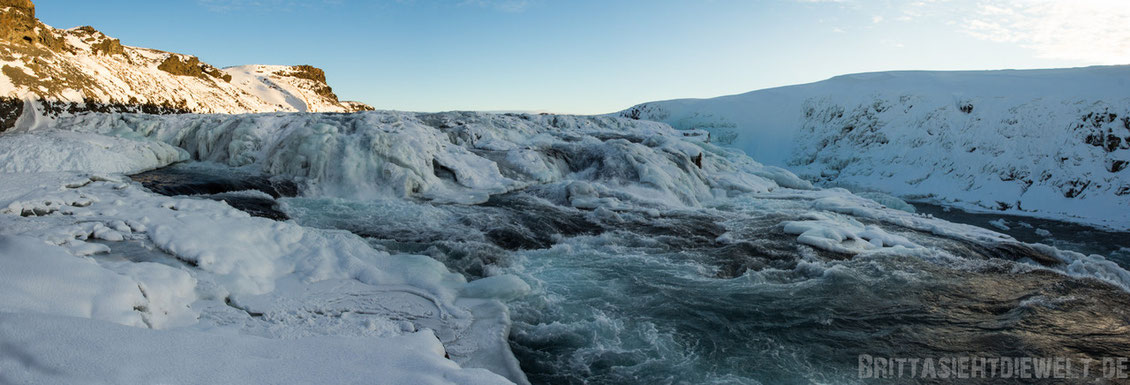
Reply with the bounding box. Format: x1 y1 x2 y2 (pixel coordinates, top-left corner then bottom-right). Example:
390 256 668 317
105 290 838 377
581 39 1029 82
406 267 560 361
0 0 370 123
620 66 1130 230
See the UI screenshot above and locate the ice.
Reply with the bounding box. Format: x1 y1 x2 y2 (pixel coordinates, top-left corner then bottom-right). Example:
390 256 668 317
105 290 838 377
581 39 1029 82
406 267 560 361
0 130 187 174
782 213 921 254
52 111 808 209
989 219 1011 231
854 191 916 213
458 275 532 301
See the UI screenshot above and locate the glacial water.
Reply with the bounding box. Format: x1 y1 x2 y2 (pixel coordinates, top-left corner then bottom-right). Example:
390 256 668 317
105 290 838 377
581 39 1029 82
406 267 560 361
913 202 1130 269
133 163 1130 385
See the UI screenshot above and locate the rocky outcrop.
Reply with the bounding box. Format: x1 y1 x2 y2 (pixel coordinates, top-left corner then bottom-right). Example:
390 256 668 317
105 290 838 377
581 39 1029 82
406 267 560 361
0 0 372 114
0 0 62 51
158 55 231 82
283 65 327 83
279 65 337 100
0 96 22 132
72 26 124 56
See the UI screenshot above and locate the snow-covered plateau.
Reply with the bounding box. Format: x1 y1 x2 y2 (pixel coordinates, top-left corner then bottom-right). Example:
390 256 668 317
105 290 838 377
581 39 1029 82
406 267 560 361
2 109 1130 383
620 66 1130 230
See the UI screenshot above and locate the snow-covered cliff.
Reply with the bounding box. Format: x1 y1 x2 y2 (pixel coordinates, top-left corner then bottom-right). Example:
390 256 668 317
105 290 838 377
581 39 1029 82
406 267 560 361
620 66 1130 230
0 0 371 124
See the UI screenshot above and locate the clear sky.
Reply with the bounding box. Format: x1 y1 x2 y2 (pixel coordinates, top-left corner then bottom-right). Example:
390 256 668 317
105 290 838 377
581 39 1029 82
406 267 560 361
36 0 1130 114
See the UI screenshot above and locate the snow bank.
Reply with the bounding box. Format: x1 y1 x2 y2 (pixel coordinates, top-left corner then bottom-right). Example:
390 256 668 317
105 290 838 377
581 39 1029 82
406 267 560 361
0 235 151 328
0 312 511 385
0 172 524 384
621 66 1130 230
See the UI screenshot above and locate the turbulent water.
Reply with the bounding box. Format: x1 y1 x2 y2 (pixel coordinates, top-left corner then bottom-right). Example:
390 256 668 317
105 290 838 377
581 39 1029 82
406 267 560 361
134 162 1130 385
913 203 1130 269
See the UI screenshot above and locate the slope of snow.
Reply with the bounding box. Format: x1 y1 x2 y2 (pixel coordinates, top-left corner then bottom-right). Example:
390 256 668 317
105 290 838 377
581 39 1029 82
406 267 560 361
620 66 1130 230
224 65 355 113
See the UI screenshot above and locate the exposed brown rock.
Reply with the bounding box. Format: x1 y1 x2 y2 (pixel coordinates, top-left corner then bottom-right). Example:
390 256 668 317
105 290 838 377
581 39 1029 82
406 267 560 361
277 65 339 100
0 96 24 132
158 55 230 82
342 101 375 112
90 37 124 56
284 65 327 83
0 0 35 16
0 0 361 113
70 26 124 56
0 0 64 50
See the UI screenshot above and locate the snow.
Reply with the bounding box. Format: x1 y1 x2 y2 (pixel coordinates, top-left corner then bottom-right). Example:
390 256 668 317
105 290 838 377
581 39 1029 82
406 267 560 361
621 65 1130 230
0 235 154 328
782 212 921 255
0 312 511 385
0 171 525 384
224 65 350 113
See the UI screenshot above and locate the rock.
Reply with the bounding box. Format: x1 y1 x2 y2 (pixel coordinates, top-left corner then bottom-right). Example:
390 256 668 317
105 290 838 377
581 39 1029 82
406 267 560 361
157 55 229 82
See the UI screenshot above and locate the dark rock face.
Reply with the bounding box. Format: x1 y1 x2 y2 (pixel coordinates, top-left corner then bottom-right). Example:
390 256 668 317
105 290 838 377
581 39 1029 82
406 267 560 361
0 96 23 132
0 0 61 49
280 65 338 100
0 97 191 130
284 65 327 83
0 0 33 39
157 55 231 82
72 26 124 56
0 0 34 11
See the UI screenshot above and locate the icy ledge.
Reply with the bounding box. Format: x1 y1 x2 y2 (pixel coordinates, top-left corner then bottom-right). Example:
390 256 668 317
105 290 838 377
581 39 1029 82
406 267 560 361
0 172 524 384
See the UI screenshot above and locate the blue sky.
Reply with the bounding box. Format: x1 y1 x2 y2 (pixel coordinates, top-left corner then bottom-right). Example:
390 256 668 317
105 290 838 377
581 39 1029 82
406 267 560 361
37 0 1130 114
